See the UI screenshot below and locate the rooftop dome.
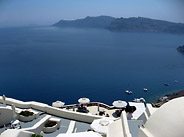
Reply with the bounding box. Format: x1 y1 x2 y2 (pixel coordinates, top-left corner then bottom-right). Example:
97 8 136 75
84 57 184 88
141 97 184 137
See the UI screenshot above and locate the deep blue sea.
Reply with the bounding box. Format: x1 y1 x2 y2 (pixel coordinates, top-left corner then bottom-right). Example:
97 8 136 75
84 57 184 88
0 26 184 105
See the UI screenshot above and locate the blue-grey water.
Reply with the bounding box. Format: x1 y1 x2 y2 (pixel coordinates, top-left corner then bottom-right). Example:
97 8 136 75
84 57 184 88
0 26 184 105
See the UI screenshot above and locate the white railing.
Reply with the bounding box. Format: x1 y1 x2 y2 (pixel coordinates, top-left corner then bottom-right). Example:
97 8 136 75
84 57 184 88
0 96 102 123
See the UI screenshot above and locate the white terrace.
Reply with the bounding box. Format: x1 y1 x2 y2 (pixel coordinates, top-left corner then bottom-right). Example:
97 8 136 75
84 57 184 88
1 96 184 137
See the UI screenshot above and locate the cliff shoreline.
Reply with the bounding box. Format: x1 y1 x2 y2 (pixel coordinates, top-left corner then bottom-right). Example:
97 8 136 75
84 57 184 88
152 90 184 107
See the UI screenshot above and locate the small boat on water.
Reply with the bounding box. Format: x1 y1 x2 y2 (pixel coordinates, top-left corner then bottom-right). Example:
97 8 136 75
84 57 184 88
174 80 179 83
125 90 133 94
143 88 148 92
158 96 168 102
164 83 170 86
133 98 146 103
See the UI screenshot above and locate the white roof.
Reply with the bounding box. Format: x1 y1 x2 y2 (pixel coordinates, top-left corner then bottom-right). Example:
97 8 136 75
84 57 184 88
57 132 102 137
141 97 184 137
129 102 145 119
1 129 33 137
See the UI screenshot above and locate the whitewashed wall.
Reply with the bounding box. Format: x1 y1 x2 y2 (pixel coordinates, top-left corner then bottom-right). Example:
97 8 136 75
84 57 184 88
0 96 103 123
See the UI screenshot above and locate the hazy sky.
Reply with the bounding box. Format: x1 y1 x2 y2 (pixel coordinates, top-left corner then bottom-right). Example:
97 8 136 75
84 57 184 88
0 0 184 27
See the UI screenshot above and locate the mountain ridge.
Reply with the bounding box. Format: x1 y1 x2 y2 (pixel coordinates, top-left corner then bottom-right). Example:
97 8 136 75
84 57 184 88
53 16 184 34
53 15 115 28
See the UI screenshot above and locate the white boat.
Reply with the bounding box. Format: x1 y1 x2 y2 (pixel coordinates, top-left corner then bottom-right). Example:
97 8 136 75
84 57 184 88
125 90 133 94
174 80 179 83
133 98 146 103
143 88 148 92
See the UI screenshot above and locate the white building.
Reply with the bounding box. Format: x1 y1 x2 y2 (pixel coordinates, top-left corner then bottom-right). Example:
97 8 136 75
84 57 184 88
0 96 184 137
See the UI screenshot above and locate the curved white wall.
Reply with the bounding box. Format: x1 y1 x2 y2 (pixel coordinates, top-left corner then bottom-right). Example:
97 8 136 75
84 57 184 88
139 97 184 137
0 107 14 126
0 96 104 123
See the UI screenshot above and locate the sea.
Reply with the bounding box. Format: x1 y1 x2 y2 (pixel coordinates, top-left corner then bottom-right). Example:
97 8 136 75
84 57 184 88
0 26 184 105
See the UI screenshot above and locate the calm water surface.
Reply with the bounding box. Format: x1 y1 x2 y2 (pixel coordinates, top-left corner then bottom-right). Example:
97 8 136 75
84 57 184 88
0 27 184 105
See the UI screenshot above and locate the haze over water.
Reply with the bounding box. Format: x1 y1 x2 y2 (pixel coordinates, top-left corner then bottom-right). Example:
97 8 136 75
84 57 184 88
0 26 184 105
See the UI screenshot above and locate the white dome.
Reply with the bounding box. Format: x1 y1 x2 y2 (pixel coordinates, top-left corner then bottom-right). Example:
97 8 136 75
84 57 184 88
143 97 184 137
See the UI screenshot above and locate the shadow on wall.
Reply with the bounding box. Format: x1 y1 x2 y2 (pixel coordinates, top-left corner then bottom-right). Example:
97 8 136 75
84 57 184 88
0 107 14 126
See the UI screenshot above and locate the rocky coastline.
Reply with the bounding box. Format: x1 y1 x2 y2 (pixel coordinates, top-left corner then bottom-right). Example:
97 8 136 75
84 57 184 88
177 45 184 53
152 90 184 107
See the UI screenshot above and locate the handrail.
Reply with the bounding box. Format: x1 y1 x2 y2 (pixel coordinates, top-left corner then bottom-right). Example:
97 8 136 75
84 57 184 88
59 102 115 110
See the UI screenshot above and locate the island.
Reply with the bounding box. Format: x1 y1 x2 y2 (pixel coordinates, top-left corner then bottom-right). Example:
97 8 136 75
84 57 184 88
53 16 184 34
177 45 184 52
53 16 115 28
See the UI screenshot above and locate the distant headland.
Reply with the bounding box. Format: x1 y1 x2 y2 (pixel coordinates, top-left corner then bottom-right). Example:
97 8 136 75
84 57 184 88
177 45 184 53
53 15 184 34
